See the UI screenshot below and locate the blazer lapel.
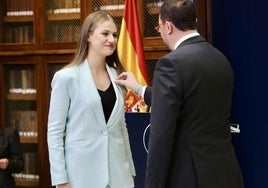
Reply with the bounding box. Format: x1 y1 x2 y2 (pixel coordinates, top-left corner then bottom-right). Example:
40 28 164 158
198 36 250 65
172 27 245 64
78 61 125 128
79 60 107 128
106 65 125 128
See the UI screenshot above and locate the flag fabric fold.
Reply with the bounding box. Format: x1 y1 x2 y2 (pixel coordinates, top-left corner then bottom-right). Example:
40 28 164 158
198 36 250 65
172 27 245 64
117 0 149 112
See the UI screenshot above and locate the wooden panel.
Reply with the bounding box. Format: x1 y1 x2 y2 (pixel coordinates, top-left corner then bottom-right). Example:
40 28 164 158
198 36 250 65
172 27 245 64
195 0 211 42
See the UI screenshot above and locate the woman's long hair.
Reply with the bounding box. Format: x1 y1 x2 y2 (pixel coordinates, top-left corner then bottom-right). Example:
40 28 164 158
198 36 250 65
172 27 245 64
66 11 125 74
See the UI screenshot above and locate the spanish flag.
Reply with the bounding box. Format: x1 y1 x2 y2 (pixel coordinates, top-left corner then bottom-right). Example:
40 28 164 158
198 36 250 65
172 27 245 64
118 0 149 112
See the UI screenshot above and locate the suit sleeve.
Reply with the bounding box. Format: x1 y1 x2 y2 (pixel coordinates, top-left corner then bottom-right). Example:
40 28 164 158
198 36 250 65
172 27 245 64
145 57 183 188
144 87 152 106
6 128 24 173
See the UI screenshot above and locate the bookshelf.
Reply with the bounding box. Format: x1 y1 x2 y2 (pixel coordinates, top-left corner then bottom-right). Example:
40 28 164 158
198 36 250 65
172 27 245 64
0 0 211 187
1 0 34 44
44 0 81 43
1 63 39 188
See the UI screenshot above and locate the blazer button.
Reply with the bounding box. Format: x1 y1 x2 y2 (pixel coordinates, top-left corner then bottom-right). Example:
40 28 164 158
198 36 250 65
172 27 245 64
100 130 108 136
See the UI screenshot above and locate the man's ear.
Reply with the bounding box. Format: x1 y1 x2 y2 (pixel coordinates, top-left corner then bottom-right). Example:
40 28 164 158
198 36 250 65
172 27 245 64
166 22 173 35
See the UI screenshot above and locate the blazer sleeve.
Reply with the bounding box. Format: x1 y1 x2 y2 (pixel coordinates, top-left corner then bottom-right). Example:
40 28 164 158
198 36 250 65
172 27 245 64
47 72 70 185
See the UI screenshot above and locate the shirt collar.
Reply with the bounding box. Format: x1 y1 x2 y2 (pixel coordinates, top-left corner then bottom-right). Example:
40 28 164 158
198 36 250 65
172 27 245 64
173 32 200 50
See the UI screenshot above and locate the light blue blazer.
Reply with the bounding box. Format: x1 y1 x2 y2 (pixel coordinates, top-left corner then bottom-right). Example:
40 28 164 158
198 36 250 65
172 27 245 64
47 60 135 188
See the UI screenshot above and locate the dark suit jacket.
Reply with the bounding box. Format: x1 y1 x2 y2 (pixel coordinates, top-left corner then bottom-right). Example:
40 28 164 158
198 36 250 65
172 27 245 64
0 126 24 188
145 36 244 188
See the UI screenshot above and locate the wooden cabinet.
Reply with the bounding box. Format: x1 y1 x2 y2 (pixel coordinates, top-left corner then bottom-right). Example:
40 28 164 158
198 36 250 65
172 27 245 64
0 55 72 188
0 0 210 187
0 57 40 188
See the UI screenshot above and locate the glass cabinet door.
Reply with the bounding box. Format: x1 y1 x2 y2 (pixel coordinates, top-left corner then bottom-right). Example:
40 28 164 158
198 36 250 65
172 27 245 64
144 0 164 38
0 0 34 44
91 0 124 27
3 63 39 187
44 0 81 43
46 62 67 99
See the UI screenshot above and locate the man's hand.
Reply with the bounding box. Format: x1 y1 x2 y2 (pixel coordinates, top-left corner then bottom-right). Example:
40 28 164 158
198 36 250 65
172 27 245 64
115 72 140 91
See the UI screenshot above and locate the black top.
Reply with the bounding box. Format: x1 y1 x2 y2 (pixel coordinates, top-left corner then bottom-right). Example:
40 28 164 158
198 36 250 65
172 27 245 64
98 83 116 123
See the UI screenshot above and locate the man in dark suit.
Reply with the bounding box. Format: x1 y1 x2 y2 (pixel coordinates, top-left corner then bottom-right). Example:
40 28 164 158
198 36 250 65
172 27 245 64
116 0 244 187
0 126 24 188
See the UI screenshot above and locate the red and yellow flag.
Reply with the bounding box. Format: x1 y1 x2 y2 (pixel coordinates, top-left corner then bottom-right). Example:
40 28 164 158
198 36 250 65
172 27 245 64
118 0 149 112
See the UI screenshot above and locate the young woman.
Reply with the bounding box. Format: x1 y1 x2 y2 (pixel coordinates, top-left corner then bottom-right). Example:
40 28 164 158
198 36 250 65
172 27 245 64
47 11 135 188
